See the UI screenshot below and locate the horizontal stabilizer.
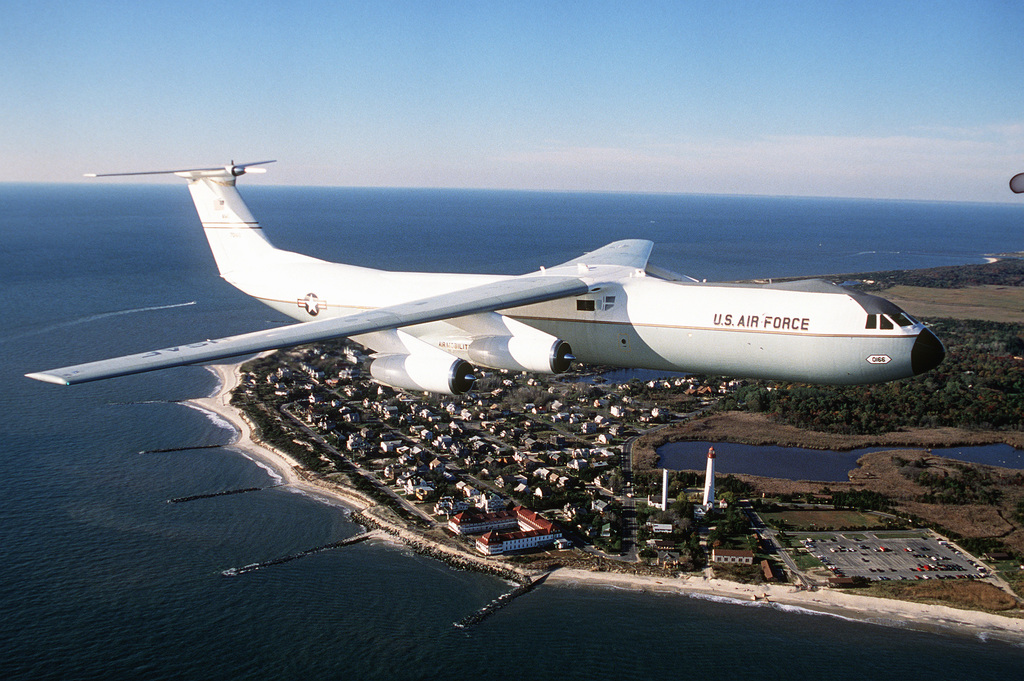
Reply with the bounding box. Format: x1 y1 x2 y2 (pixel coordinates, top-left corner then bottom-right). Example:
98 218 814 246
85 160 275 179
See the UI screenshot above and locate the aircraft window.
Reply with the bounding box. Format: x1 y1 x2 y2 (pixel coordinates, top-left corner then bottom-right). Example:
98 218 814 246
604 295 616 310
892 313 915 327
879 315 894 330
577 300 596 312
865 315 877 330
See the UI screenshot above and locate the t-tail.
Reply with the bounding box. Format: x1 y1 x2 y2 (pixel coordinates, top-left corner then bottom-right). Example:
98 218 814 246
177 162 278 281
83 160 348 307
86 161 279 284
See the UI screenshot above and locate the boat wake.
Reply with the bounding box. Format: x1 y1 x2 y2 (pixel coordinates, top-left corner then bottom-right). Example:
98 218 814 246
1 301 197 343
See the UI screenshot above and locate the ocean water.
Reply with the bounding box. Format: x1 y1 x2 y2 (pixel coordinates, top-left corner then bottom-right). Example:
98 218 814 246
2 184 1023 680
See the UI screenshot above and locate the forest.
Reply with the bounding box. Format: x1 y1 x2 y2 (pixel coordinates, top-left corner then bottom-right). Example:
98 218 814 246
822 257 1024 291
714 317 1024 435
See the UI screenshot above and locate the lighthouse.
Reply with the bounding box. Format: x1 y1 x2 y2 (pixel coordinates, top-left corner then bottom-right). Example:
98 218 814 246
661 468 669 510
701 446 716 509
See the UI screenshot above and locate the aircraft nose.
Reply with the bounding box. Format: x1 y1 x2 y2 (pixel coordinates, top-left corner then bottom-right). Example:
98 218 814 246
911 328 945 375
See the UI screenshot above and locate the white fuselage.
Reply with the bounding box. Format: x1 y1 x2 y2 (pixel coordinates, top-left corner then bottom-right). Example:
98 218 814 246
229 253 936 386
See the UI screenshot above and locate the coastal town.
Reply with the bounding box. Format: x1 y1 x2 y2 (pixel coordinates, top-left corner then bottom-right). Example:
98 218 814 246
222 334 1024 616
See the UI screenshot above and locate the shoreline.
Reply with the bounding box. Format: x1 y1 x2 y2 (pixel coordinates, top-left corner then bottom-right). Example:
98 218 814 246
187 362 372 512
187 360 1024 642
186 362 533 584
545 568 1024 643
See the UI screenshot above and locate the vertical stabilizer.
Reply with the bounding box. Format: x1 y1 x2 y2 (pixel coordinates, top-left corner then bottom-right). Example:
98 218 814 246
174 165 277 281
85 161 281 283
84 160 361 314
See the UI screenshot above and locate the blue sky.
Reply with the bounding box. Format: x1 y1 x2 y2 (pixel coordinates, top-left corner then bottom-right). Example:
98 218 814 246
3 1 1023 202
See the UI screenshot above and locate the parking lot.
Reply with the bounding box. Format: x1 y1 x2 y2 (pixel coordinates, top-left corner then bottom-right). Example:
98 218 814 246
799 532 988 582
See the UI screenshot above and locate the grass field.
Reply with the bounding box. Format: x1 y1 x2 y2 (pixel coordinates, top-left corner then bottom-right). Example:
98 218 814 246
872 531 929 540
883 284 1024 323
792 552 824 570
760 509 894 530
858 580 1023 614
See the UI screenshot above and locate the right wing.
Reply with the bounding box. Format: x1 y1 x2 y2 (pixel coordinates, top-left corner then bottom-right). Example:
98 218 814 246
555 239 654 270
27 274 590 385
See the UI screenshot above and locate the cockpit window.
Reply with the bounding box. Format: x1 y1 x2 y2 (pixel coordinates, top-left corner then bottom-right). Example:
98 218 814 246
891 312 915 327
867 312 916 330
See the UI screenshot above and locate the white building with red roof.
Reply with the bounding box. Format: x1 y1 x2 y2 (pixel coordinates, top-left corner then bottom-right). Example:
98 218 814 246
447 508 519 535
469 506 563 555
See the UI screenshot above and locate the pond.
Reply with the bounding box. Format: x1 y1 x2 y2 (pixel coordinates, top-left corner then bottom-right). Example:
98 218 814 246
656 441 1024 482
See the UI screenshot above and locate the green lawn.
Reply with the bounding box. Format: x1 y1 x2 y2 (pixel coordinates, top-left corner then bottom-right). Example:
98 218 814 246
791 552 824 569
760 509 897 530
872 531 929 540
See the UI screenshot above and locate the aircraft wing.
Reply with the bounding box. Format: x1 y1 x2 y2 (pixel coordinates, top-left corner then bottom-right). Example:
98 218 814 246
26 275 590 385
553 239 654 270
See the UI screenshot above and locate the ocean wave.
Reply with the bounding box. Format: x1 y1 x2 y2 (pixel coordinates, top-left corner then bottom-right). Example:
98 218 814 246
664 588 907 630
233 449 285 485
553 580 942 634
759 598 874 625
201 365 224 397
281 485 363 515
180 401 237 436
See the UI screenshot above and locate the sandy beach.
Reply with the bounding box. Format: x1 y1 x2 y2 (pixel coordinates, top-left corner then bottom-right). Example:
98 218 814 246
187 360 1024 643
187 362 374 512
546 568 1024 642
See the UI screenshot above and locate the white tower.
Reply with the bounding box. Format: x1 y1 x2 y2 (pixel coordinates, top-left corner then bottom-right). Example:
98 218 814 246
701 447 716 508
661 468 669 510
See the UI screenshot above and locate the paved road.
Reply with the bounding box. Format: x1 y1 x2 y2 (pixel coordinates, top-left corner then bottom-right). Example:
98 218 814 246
280 403 435 525
619 439 638 561
616 411 713 563
742 504 810 587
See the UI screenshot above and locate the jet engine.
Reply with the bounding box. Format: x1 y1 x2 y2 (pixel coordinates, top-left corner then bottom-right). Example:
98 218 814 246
466 335 574 374
368 353 476 395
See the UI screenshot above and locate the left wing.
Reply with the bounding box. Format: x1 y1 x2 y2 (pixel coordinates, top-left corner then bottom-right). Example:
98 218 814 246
27 274 590 385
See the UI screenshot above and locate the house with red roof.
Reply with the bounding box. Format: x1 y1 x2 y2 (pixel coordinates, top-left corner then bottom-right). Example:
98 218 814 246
448 505 563 555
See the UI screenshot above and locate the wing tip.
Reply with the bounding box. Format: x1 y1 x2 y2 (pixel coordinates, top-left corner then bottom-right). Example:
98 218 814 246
25 372 71 386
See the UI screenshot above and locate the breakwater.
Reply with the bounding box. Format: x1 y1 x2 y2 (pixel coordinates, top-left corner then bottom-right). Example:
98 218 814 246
351 510 533 585
454 574 548 629
350 509 551 628
140 444 226 454
168 485 281 503
221 530 377 576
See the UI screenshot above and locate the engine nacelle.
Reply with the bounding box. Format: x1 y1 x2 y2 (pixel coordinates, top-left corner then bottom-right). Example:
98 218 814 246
368 353 476 395
467 336 574 374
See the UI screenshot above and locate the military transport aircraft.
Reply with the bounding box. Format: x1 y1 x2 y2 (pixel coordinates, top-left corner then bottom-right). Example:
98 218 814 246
26 161 944 393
